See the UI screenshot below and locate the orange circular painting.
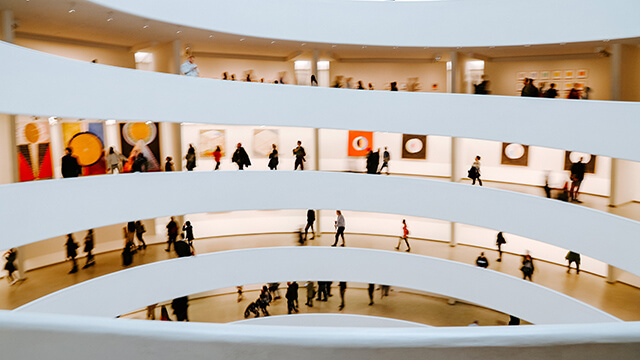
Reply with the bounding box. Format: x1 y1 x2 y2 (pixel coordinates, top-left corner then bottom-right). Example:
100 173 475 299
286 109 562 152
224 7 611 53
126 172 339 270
69 132 104 166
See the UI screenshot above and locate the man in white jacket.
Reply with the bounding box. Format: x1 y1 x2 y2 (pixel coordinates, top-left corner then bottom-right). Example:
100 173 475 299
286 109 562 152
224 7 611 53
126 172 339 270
180 56 199 77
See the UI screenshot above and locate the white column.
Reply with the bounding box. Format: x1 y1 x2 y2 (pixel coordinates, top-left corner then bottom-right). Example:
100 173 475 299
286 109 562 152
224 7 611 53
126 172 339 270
449 52 461 247
311 49 319 80
609 43 622 207
1 9 14 43
606 265 618 284
160 122 183 171
0 114 18 184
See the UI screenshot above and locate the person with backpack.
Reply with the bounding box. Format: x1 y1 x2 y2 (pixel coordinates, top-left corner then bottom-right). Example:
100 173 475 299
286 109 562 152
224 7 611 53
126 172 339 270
496 232 507 262
520 254 535 281
396 219 411 252
293 140 306 170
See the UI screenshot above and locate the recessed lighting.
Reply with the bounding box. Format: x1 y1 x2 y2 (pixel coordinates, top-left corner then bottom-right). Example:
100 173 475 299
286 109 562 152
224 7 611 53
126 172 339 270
240 38 245 42
68 2 76 13
332 45 337 48
145 121 152 125
105 120 116 125
48 117 58 125
271 41 276 44
209 34 214 38
301 43 306 46
106 12 113 22
603 39 610 42
143 24 149 29
524 44 531 47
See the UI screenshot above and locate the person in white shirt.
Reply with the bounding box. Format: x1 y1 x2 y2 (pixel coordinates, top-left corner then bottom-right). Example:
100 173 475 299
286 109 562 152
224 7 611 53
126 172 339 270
180 56 199 77
471 155 482 186
332 210 346 247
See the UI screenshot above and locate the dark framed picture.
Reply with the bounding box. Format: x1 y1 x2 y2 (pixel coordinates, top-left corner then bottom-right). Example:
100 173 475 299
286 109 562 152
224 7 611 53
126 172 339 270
401 134 427 159
501 143 529 166
564 151 596 174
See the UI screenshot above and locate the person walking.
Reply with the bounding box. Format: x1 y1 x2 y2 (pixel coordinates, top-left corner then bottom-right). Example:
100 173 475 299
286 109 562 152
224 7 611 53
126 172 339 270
338 281 347 311
476 252 489 268
180 56 199 77
135 221 147 249
379 147 390 175
106 147 126 174
286 282 299 314
82 229 95 269
368 283 375 306
520 254 535 281
332 210 346 247
185 144 197 171
65 234 79 273
3 248 19 285
316 281 328 302
183 221 194 247
61 147 81 178
569 157 586 203
396 219 411 252
122 224 135 267
293 141 306 170
213 146 222 170
165 217 179 252
232 143 251 170
164 157 174 171
469 155 482 186
566 251 581 274
171 296 189 321
496 232 507 262
305 281 316 307
305 209 316 240
268 144 279 170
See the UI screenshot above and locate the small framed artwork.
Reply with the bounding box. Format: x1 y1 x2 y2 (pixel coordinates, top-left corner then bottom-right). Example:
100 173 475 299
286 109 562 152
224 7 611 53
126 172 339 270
564 70 575 79
574 81 587 90
563 81 575 91
540 70 550 80
402 134 427 159
501 143 529 166
552 70 563 80
516 82 524 91
516 71 527 80
577 69 588 79
528 71 538 80
564 151 596 174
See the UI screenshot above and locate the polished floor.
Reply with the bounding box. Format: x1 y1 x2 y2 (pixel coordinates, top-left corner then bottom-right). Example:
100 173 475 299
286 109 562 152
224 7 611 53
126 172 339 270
2 232 640 323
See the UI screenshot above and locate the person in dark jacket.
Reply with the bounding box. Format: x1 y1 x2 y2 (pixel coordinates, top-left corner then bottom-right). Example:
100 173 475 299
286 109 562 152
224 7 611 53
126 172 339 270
164 156 174 171
496 232 507 262
286 282 299 314
183 221 194 247
569 157 586 203
61 147 81 178
171 296 189 321
305 209 316 240
231 143 251 170
185 144 197 171
476 252 489 268
521 78 540 97
165 217 179 252
293 141 306 170
82 229 95 269
338 281 347 310
3 248 19 285
268 144 278 170
135 221 147 249
174 234 193 258
131 153 148 172
544 83 558 98
520 254 535 281
65 234 79 273
566 251 581 274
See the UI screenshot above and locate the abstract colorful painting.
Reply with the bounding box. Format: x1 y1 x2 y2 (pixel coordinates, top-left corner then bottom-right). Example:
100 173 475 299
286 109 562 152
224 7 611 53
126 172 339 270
401 134 427 159
252 129 279 157
15 117 53 182
347 131 373 157
577 69 588 79
198 129 225 158
62 121 106 175
120 122 162 172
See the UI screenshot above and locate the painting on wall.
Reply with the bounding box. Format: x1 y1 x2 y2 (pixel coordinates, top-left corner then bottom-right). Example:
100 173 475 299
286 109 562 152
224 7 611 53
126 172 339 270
348 131 373 157
501 143 529 166
577 69 588 79
401 134 427 159
528 71 538 80
198 129 225 158
252 129 279 157
516 71 527 80
564 70 575 79
574 81 587 90
62 121 106 175
540 70 550 80
563 81 575 91
120 122 162 172
563 151 596 174
15 117 53 181
552 70 563 80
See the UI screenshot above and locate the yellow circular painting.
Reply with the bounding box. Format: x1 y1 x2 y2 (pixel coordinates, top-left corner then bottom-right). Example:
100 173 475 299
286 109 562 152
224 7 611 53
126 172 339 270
69 132 103 166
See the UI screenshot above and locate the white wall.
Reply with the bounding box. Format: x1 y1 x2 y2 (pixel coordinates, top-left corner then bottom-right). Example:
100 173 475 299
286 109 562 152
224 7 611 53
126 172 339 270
14 37 135 68
330 61 447 92
194 57 295 84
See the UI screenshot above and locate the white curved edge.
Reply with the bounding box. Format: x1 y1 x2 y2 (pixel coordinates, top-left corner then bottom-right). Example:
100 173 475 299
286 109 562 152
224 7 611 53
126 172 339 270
14 247 620 324
232 314 430 328
1 42 640 163
0 312 638 360
88 0 640 47
1 171 639 276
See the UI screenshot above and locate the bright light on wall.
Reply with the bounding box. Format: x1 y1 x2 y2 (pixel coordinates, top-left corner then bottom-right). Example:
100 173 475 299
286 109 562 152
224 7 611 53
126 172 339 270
467 60 485 70
48 117 58 125
134 52 153 64
105 119 116 125
318 61 330 70
294 61 311 70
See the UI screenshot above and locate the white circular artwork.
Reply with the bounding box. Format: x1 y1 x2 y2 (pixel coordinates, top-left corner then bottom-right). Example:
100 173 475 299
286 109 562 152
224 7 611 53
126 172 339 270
405 138 424 154
569 152 591 163
352 136 369 151
505 143 525 159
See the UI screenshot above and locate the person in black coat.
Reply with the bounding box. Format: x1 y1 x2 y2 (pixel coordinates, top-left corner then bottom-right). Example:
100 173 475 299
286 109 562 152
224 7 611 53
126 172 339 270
171 296 189 321
61 147 81 178
65 234 79 273
569 157 586 203
185 144 197 171
475 252 489 268
131 153 148 173
82 229 95 269
286 282 299 314
268 144 279 170
305 209 316 240
232 143 251 170
182 221 194 247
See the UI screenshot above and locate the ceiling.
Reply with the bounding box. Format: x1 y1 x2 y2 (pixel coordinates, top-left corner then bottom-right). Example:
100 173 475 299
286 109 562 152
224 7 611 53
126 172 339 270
3 0 639 61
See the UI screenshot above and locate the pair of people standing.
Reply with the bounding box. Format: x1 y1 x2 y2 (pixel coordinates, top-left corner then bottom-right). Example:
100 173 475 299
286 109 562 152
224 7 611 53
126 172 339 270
267 141 306 170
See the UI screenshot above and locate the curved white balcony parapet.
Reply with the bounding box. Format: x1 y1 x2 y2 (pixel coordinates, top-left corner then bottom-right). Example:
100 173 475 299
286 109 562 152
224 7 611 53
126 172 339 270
1 171 639 276
87 0 640 47
2 42 640 162
0 311 638 360
15 247 619 324
232 314 431 328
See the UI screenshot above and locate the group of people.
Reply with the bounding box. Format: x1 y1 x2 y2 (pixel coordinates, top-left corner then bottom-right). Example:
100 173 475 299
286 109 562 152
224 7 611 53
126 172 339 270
146 297 189 322
365 147 391 175
64 230 95 273
520 78 590 99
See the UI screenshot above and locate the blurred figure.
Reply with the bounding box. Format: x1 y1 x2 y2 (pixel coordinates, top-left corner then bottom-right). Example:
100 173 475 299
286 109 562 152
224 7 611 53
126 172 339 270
232 143 251 170
180 56 199 77
174 234 193 257
286 282 299 314
185 144 197 171
293 140 306 170
568 84 581 99
82 229 95 269
230 74 236 81
278 72 286 84
135 221 147 249
305 209 316 240
222 72 228 80
106 147 126 174
368 283 375 306
380 285 390 298
368 83 374 90
236 285 244 302
569 157 586 203
122 224 135 266
538 82 546 96
357 80 365 89
160 305 171 321
396 219 411 252
508 315 521 325
65 234 79 273
213 146 222 170
316 281 328 302
474 76 490 94
378 147 390 174
165 217 178 252
566 251 581 274
390 81 398 91
146 304 157 320
332 210 346 247
543 171 552 198
520 253 535 281
338 281 347 310
164 156 174 171
476 252 489 268
310 74 318 87
468 320 480 327
61 147 81 178
557 181 570 202
305 281 316 307
345 77 353 89
245 73 252 82
496 232 507 262
366 148 379 174
290 281 299 308
171 296 189 321
268 282 281 300
544 83 558 98
583 86 592 99
268 144 279 170
469 155 482 186
521 78 539 97
3 248 18 285
183 220 194 247
258 285 272 316
332 75 343 88
131 152 148 172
